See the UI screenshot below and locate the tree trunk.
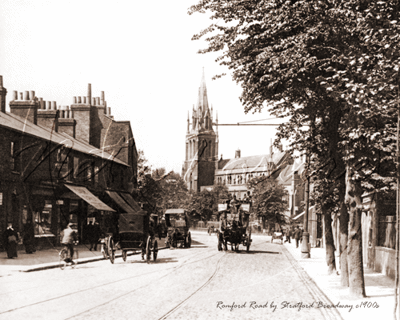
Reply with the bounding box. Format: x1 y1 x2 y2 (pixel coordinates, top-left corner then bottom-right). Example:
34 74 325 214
323 206 336 274
344 165 366 298
339 180 349 287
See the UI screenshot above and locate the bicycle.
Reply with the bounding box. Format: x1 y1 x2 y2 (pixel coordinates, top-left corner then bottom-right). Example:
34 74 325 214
59 242 79 270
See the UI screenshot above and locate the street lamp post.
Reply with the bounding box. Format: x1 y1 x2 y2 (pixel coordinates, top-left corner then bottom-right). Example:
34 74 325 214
301 158 311 259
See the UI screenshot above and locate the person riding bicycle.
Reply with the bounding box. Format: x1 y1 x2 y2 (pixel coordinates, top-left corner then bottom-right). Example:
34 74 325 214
61 223 78 263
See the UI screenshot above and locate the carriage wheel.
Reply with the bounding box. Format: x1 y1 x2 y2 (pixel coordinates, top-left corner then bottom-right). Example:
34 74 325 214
108 237 115 264
246 236 251 252
187 233 191 248
153 240 158 261
59 248 68 270
122 250 127 262
146 236 151 264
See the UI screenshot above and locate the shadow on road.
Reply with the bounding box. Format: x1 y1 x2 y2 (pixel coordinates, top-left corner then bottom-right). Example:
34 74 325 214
220 250 281 255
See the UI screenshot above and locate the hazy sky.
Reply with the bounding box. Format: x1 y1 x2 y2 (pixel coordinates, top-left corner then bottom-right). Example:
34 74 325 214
0 0 285 174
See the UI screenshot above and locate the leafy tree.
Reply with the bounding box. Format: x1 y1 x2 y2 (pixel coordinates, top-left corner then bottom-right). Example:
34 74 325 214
189 184 230 221
132 150 161 213
157 171 190 211
248 177 288 230
189 0 400 297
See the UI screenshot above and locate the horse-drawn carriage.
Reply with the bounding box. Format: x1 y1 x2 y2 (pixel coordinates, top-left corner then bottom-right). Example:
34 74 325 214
165 209 192 249
217 203 252 252
107 212 158 264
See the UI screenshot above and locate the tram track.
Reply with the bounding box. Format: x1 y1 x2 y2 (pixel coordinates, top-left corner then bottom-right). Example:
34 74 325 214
0 247 219 318
0 247 210 298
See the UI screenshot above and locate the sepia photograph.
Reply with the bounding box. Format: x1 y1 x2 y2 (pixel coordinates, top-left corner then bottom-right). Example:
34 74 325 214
0 0 398 319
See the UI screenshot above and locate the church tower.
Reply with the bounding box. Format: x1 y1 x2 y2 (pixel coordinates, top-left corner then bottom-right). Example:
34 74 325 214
182 69 218 192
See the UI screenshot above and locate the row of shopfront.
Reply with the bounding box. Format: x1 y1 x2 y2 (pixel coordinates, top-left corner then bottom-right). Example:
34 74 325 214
1 181 143 250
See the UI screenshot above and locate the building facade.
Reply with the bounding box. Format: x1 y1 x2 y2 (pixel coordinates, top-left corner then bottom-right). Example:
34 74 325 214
0 76 139 249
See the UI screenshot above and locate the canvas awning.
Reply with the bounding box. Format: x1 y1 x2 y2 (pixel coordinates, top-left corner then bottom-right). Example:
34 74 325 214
165 209 185 214
106 191 135 214
119 193 145 214
293 212 304 220
64 185 115 212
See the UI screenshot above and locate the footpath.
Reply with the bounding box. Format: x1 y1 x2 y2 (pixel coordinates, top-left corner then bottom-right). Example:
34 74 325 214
0 236 167 276
283 240 395 320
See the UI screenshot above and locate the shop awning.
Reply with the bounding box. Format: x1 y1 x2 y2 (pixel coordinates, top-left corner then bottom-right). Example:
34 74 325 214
293 212 304 220
165 209 185 214
119 193 145 213
65 185 115 212
106 191 136 214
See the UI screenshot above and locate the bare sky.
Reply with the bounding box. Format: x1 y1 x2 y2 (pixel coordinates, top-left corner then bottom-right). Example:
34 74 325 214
0 0 285 174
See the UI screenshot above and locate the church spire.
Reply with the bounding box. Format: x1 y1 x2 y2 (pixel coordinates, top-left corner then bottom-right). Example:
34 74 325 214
197 67 209 120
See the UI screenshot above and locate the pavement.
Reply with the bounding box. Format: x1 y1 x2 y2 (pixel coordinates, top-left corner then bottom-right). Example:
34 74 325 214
282 239 395 320
0 232 395 319
0 236 168 275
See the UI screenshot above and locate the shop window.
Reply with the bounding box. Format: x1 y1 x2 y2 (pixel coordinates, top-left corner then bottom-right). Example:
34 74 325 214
10 141 18 172
73 157 79 179
94 166 99 184
86 162 94 183
34 200 53 235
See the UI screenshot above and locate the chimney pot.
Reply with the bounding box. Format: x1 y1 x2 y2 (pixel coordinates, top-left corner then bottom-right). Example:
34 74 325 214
87 83 92 105
73 96 77 104
19 92 23 100
92 98 96 105
108 107 111 115
24 91 30 100
83 97 87 104
39 98 44 109
13 91 18 100
0 75 2 88
52 101 57 110
77 96 81 103
30 91 35 100
100 91 105 105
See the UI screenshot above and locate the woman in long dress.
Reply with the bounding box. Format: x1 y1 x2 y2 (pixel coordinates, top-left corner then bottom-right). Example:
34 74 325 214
3 223 19 258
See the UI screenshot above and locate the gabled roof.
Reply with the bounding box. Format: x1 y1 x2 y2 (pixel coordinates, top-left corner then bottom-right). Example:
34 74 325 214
0 111 128 166
220 151 287 171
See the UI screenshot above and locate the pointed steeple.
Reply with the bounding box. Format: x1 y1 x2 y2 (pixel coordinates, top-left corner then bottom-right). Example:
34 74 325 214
197 67 209 120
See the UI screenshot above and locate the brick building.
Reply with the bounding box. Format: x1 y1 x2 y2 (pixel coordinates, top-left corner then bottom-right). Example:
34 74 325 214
0 76 139 248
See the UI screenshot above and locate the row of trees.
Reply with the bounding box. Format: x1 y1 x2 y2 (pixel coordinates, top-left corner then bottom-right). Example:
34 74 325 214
189 0 400 297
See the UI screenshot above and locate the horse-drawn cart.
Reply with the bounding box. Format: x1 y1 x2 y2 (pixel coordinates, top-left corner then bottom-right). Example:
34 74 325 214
217 203 252 252
107 212 158 264
165 209 191 249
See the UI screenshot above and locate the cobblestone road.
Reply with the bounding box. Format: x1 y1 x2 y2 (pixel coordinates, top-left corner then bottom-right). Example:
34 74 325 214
0 232 342 320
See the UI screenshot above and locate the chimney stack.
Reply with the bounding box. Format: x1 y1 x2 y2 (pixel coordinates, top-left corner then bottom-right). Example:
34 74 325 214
9 89 39 124
0 76 7 113
235 149 241 159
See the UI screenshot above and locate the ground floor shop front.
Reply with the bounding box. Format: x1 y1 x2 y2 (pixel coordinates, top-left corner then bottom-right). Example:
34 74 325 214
0 181 141 251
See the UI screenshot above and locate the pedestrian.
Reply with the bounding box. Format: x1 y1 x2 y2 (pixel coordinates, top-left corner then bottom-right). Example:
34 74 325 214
293 227 302 248
86 221 94 250
23 221 35 254
91 221 101 251
61 223 78 262
284 228 291 243
3 223 19 259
